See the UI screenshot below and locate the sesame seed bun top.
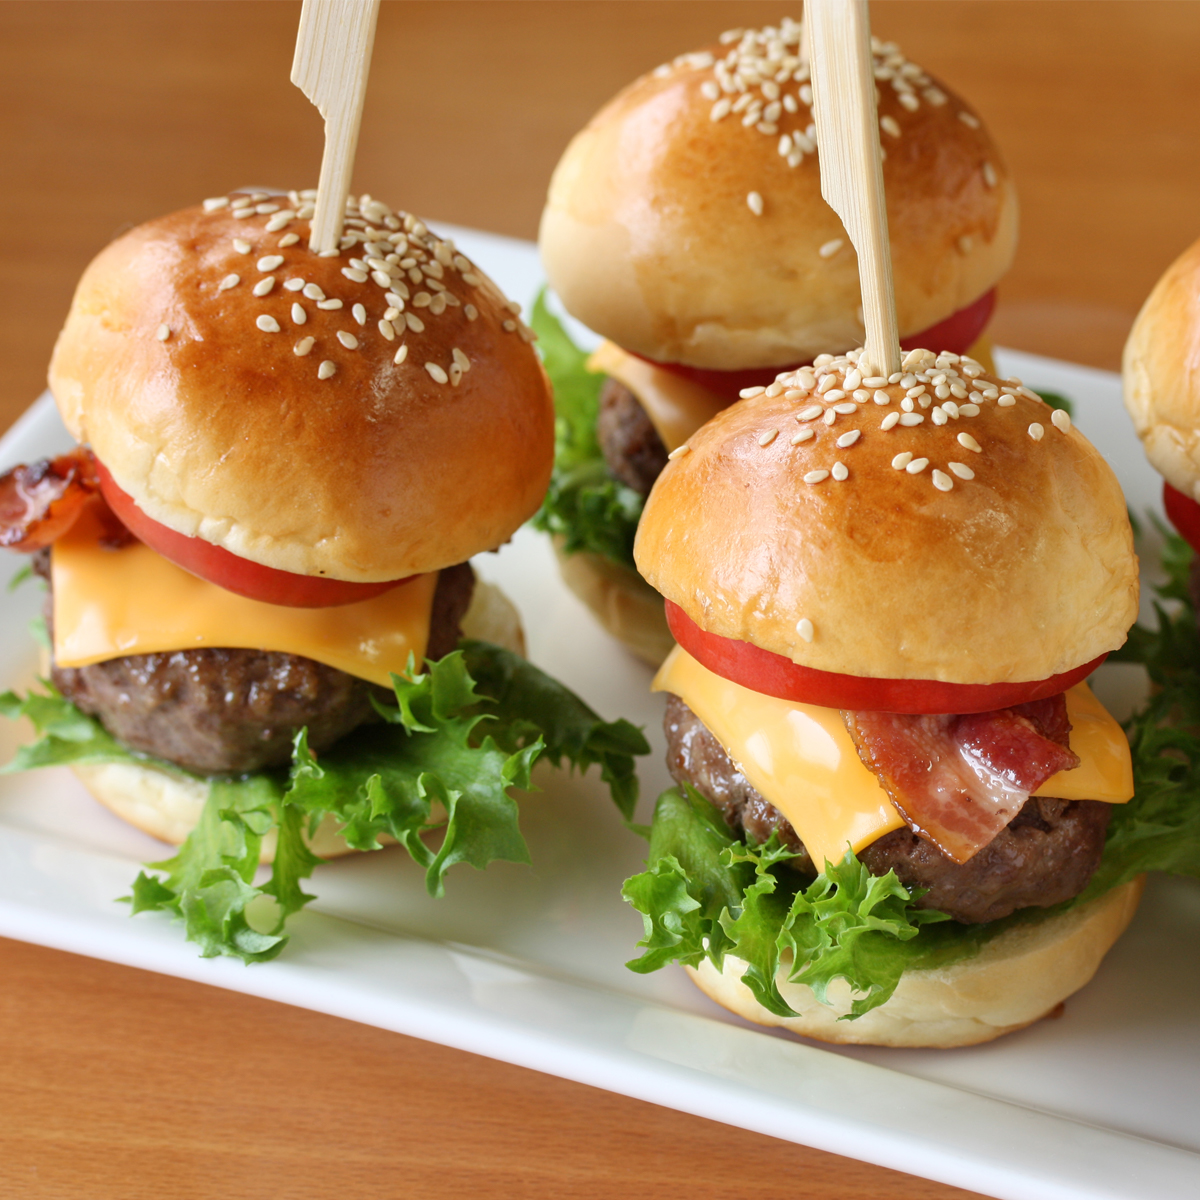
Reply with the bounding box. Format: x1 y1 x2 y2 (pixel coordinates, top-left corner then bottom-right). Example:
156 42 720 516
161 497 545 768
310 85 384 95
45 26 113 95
539 20 1017 371
633 348 1137 684
1123 234 1200 500
48 193 554 582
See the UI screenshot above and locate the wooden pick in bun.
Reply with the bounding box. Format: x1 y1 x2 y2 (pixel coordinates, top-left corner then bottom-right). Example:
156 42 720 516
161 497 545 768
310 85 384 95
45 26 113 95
535 18 1018 665
624 345 1142 1048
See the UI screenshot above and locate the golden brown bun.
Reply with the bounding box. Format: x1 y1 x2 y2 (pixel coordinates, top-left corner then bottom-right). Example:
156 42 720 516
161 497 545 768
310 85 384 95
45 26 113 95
69 579 526 861
1123 234 1200 497
551 538 674 666
687 876 1143 1048
540 25 1016 369
49 193 554 582
635 350 1137 683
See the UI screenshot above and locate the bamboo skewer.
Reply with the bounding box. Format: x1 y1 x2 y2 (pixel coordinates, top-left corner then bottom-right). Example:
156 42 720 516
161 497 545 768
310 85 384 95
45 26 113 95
291 0 382 254
806 0 901 378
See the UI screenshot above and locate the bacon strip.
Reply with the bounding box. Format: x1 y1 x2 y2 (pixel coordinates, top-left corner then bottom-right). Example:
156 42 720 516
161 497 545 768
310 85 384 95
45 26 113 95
845 697 1080 864
0 447 101 552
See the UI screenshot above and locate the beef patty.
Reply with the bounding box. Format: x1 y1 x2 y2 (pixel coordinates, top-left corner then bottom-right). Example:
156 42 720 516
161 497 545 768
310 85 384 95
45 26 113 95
49 561 475 776
597 378 669 496
663 693 1112 924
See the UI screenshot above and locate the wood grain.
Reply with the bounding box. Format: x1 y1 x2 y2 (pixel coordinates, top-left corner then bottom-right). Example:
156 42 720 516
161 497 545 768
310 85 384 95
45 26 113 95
2 3 1198 1196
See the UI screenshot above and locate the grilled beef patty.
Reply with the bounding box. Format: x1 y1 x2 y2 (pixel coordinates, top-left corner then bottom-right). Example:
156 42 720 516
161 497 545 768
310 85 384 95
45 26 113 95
663 693 1112 924
597 378 669 497
49 562 475 775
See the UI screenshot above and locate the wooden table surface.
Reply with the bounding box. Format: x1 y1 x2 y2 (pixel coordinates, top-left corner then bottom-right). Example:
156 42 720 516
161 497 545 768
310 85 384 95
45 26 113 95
1 3 1197 1197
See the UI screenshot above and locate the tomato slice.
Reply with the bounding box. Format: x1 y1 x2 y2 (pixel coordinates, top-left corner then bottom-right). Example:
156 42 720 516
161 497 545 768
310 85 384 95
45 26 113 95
634 289 997 403
1163 482 1200 555
665 600 1105 714
95 460 407 608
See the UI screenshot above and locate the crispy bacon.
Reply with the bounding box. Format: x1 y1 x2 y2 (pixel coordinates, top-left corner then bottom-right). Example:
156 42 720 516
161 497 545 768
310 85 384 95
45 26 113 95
0 447 103 552
845 697 1080 864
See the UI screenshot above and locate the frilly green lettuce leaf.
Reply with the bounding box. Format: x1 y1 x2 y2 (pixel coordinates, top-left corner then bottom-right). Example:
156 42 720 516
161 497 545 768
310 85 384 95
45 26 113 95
528 291 644 569
3 641 649 962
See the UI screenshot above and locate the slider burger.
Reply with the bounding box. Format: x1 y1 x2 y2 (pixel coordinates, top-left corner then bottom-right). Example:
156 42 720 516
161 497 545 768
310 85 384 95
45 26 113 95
536 17 1017 663
1124 233 1200 575
624 346 1144 1048
0 191 647 961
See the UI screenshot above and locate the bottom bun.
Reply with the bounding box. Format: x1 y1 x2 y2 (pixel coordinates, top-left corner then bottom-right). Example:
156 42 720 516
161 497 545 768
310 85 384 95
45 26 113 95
687 876 1145 1048
552 538 674 666
70 576 527 861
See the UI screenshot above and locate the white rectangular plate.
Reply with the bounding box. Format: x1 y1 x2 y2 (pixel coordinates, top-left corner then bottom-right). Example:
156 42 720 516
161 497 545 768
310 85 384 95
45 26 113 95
0 228 1196 1200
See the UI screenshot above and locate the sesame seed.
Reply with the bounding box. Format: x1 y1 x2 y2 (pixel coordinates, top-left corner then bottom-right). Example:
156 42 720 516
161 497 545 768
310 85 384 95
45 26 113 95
817 374 837 394
758 429 779 446
747 191 764 216
352 303 367 325
342 268 368 283
294 337 314 356
901 398 915 413
668 444 691 460
376 318 394 341
818 238 843 259
265 214 292 233
218 274 240 291
823 410 837 426
998 395 1017 407
233 239 252 254
941 399 960 418
843 369 863 391
256 203 280 215
898 92 919 112
959 110 981 128
931 407 948 426
982 162 998 188
948 462 974 480
303 283 326 301
741 386 768 399
425 362 449 384
337 331 359 349
711 97 733 121
1051 408 1071 432
405 312 427 332
831 461 849 481
932 470 953 492
960 403 980 416
253 277 276 297
1028 423 1045 441
278 233 300 247
256 315 280 333
452 348 470 371
232 208 255 219
934 383 951 400
291 303 307 325
791 429 814 445
203 196 229 211
284 277 305 291
881 412 901 431
892 452 913 469
873 390 891 406
836 430 861 448
412 292 431 309
833 402 857 414
156 324 171 341
318 360 336 380
317 299 343 310
804 470 830 484
797 618 814 643
958 432 982 452
465 304 478 321
257 255 284 272
394 344 409 364
906 457 929 474
899 413 924 426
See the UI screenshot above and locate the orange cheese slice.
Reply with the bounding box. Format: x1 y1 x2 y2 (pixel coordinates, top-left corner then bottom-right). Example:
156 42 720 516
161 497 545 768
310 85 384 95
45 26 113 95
51 504 436 688
587 340 728 452
654 646 1132 870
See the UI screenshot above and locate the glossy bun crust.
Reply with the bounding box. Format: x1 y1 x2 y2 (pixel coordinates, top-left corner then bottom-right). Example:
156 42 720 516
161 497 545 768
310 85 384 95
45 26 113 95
49 196 554 581
1123 234 1200 498
635 352 1137 683
688 877 1143 1048
540 24 1017 370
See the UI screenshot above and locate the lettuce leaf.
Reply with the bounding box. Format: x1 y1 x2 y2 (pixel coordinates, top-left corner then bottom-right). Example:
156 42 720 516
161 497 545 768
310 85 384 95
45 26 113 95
528 291 644 569
624 537 1200 1018
3 641 649 962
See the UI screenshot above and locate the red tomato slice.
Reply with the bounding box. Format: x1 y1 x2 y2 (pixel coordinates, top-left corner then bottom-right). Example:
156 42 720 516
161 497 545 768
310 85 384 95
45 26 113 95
634 289 997 403
665 600 1105 714
1163 482 1200 555
95 460 407 608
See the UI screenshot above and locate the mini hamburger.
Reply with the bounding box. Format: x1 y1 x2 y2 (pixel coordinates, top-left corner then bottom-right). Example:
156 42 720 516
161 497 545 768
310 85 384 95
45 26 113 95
0 190 647 960
624 346 1146 1048
536 18 1017 662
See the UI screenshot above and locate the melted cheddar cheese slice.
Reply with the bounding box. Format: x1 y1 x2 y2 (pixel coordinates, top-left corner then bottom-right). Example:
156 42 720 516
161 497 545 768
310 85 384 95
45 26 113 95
52 504 437 688
654 646 1133 870
587 341 728 452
